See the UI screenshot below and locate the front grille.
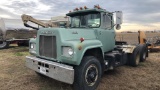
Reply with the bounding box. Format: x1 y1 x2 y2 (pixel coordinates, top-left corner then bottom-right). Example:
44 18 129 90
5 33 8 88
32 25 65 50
39 35 57 58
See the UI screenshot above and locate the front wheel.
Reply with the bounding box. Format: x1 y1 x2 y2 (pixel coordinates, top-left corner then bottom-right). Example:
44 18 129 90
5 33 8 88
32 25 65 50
73 56 102 90
0 41 9 49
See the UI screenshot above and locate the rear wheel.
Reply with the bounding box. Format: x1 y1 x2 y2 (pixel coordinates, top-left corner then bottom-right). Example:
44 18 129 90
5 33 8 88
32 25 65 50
139 44 147 62
0 41 9 49
129 46 140 67
73 56 102 90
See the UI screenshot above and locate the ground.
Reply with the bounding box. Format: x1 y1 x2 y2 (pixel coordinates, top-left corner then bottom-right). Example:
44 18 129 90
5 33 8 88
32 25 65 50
0 45 160 90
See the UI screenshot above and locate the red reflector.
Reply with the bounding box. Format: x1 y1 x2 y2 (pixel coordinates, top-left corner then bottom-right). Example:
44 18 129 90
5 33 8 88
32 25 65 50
33 35 36 38
80 38 84 42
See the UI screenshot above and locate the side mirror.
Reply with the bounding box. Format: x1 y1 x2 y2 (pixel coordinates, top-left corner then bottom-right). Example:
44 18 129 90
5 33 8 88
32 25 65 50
115 11 123 25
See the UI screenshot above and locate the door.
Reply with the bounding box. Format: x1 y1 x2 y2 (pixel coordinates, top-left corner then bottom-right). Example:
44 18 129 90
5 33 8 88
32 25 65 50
98 13 115 52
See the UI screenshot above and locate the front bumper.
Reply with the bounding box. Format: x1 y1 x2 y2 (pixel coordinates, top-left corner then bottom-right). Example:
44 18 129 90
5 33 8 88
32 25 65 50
26 56 74 84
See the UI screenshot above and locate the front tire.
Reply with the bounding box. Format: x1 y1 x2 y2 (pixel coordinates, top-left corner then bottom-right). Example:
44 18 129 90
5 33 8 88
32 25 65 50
0 41 9 49
73 56 102 90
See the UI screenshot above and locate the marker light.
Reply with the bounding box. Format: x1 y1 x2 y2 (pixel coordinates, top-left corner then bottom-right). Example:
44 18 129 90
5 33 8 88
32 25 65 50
94 5 101 9
80 7 83 10
76 8 79 10
84 6 88 9
97 6 101 9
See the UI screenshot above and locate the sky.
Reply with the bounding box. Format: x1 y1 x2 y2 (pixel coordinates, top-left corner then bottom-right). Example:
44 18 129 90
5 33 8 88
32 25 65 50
0 0 160 31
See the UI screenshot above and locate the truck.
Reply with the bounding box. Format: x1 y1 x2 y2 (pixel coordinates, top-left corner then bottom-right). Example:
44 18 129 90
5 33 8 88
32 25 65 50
0 18 37 49
0 15 57 49
24 5 148 90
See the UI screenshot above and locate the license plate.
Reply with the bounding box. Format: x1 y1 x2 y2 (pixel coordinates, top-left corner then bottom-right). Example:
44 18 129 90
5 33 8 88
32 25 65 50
40 67 46 74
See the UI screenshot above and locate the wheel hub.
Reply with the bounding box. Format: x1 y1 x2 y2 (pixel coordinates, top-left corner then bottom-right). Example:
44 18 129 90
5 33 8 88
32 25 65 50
85 64 98 86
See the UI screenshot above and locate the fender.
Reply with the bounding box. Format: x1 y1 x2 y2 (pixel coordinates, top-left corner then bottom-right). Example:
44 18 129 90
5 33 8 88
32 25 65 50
75 39 104 65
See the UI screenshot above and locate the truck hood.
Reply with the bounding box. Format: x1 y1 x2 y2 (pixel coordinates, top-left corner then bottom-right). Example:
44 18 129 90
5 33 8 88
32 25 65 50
40 28 97 41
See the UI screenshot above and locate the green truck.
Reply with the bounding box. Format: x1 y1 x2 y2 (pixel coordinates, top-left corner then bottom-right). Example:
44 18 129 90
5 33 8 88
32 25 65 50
25 5 148 90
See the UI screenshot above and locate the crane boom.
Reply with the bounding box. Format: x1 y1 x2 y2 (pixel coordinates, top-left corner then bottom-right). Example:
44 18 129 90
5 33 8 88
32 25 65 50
21 14 56 30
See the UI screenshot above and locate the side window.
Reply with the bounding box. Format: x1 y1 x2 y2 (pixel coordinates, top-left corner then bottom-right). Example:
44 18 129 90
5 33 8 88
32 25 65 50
103 14 112 29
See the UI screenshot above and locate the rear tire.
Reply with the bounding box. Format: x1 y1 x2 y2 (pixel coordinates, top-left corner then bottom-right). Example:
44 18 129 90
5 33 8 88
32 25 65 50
73 56 102 90
128 46 140 67
139 44 147 62
0 41 9 49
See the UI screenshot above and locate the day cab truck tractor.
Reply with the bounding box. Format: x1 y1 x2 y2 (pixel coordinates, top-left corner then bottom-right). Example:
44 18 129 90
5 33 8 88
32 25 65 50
24 5 148 90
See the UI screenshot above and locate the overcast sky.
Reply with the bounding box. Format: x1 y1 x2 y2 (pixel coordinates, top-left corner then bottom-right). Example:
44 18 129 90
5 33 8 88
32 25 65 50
0 0 160 31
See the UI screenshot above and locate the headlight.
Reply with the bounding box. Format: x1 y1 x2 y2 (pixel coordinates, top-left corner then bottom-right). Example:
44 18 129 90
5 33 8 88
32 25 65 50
30 43 34 49
68 48 74 55
62 46 74 57
30 43 36 55
30 43 36 50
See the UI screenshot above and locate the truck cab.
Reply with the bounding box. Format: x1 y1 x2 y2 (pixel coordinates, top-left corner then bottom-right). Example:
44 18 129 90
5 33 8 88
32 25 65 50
67 8 116 52
25 5 147 90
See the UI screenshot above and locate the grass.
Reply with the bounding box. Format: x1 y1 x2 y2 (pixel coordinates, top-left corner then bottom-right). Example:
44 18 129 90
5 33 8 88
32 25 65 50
0 44 160 90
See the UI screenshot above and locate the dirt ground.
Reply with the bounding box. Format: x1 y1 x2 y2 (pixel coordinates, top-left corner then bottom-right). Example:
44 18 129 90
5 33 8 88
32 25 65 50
0 45 160 90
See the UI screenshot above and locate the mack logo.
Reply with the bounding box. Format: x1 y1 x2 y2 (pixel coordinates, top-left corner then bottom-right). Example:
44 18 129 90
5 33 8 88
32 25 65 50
41 31 54 34
72 31 78 34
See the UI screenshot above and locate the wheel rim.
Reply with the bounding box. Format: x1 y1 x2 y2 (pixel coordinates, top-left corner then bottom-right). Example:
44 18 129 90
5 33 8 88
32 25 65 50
136 54 140 65
85 64 98 86
0 41 7 48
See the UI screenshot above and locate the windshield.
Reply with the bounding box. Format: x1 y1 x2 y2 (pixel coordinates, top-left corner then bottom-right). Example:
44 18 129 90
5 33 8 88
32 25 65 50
71 12 100 28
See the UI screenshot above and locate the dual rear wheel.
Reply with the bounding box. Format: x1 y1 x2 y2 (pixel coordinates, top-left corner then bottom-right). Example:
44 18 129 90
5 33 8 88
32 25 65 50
129 44 148 67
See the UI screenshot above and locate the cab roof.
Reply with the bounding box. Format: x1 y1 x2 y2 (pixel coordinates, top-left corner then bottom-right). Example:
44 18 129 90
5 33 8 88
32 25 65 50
66 8 112 16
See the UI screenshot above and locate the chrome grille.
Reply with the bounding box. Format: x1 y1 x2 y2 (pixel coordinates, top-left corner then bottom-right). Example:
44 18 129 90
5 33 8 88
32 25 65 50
39 35 57 58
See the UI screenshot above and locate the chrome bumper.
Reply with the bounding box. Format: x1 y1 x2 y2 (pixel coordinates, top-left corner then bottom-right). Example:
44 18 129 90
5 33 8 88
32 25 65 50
25 56 74 84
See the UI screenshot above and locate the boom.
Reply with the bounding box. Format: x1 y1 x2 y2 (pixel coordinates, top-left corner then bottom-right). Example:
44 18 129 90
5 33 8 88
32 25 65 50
21 14 56 30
